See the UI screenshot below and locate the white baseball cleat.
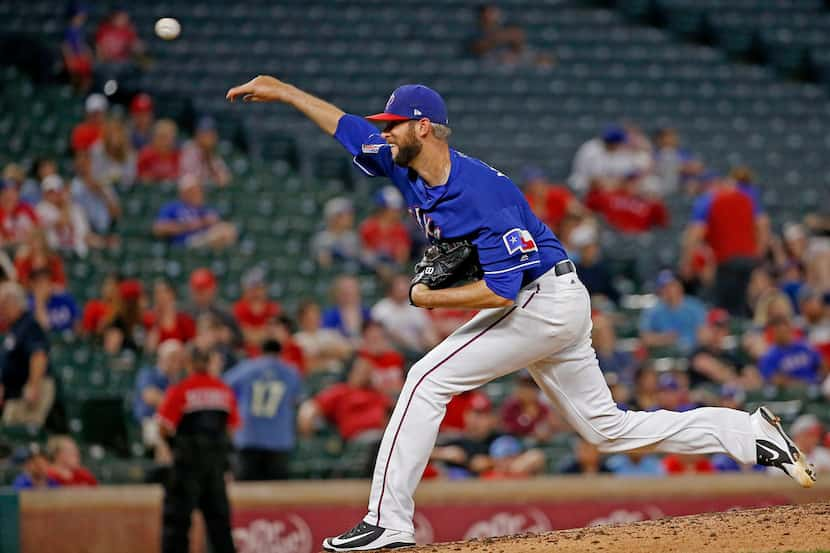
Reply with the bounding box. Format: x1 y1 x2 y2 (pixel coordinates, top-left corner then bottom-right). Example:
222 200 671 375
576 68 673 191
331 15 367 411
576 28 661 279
322 521 415 551
752 406 816 488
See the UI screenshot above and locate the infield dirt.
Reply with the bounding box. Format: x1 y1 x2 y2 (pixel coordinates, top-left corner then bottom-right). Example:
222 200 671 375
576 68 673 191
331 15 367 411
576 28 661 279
399 502 830 553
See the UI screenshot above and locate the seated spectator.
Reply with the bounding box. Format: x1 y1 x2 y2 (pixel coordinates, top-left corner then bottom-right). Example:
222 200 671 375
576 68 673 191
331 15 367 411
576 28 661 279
72 149 122 239
592 313 637 383
129 93 155 150
232 267 280 352
298 361 391 443
293 300 353 374
654 373 697 412
786 415 830 476
440 390 488 437
28 268 79 333
605 450 665 477
0 282 54 428
14 230 66 290
798 287 830 366
45 435 97 486
311 197 362 270
522 167 582 234
568 125 649 194
71 93 108 152
263 315 305 373
631 365 659 411
137 119 180 183
193 312 238 375
359 186 412 274
20 157 59 205
572 225 620 305
804 210 830 290
152 174 237 249
558 436 611 474
90 116 136 189
36 174 102 257
323 275 371 343
585 171 668 234
354 321 405 397
94 8 144 64
81 273 121 336
102 278 144 353
371 274 438 354
469 4 553 67
687 308 741 387
180 117 231 187
480 435 545 480
144 280 196 352
3 163 27 202
61 4 93 93
185 268 242 349
662 454 714 475
12 444 59 490
639 270 707 355
224 339 303 481
0 179 39 247
652 127 703 195
133 339 184 459
683 173 763 316
759 315 824 386
501 370 558 441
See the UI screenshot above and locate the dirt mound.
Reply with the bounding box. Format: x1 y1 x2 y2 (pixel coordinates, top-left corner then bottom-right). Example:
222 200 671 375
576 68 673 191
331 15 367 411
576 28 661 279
408 502 830 553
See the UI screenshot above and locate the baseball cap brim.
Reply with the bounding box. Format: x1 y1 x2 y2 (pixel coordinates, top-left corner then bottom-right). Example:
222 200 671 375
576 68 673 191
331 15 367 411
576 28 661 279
365 113 412 122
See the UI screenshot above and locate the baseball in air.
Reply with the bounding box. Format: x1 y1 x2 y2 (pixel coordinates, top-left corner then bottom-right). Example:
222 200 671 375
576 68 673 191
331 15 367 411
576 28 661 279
155 17 181 40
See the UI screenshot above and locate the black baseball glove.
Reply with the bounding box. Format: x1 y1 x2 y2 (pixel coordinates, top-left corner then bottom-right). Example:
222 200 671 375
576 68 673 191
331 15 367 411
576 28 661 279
409 239 483 305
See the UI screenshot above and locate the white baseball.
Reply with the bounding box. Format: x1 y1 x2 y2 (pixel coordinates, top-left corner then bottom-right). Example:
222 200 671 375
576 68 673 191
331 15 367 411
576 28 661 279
155 17 181 40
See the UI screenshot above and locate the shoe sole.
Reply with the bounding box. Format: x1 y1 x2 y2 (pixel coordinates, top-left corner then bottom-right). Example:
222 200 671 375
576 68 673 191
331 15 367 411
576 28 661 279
760 406 816 488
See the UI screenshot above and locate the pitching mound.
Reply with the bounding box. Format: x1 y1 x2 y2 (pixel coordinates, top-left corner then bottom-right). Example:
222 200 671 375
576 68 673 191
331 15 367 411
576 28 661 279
408 502 830 553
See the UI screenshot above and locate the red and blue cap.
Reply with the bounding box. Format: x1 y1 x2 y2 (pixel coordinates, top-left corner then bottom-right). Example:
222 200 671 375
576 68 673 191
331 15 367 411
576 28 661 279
365 84 448 125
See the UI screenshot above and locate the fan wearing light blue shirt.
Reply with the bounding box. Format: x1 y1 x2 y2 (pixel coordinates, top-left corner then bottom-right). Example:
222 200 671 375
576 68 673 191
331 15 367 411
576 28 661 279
223 339 304 481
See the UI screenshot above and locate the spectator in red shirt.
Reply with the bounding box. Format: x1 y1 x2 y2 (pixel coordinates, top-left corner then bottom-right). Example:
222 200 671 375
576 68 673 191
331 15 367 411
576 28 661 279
359 186 412 273
299 360 391 443
501 370 558 441
46 435 97 486
137 119 181 183
662 453 715 475
233 267 281 352
71 94 108 152
684 173 763 316
522 166 582 234
13 230 66 290
81 273 120 336
95 8 143 63
129 93 155 150
355 320 405 397
144 279 197 352
440 390 488 437
585 171 668 234
269 315 306 374
0 180 39 247
61 4 93 93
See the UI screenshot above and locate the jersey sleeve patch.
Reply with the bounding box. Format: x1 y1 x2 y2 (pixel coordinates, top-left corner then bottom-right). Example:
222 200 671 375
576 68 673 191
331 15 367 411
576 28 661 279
502 228 538 255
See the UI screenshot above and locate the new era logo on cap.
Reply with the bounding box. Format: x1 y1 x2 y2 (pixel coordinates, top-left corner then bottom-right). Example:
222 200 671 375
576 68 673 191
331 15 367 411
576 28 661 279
366 84 448 125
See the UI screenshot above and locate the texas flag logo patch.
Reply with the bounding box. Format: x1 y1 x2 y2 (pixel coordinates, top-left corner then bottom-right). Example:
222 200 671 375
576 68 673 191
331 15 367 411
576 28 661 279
502 228 538 255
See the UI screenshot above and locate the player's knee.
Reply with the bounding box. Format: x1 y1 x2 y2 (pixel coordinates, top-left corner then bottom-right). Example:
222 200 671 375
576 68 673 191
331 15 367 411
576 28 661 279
583 408 628 448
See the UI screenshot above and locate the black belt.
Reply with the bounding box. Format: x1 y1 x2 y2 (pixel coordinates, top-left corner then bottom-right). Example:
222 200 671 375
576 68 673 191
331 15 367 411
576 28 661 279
554 259 575 276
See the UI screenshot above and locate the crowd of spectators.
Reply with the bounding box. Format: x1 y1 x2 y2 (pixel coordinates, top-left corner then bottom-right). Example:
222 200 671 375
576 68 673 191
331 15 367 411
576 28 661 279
2 6 830 486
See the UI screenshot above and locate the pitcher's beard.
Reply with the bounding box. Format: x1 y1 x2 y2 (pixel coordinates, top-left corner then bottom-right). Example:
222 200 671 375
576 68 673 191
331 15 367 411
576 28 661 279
393 142 422 167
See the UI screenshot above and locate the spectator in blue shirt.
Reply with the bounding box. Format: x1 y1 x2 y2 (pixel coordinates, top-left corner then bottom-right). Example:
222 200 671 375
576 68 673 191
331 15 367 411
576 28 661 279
12 444 60 491
605 450 665 477
28 268 79 333
152 174 237 249
759 315 824 386
639 270 707 355
322 275 371 343
133 339 184 458
223 339 303 481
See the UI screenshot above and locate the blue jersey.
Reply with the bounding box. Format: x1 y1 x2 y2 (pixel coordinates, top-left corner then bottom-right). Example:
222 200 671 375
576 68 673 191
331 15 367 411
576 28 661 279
759 340 822 384
223 355 304 451
334 115 568 300
28 293 79 332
